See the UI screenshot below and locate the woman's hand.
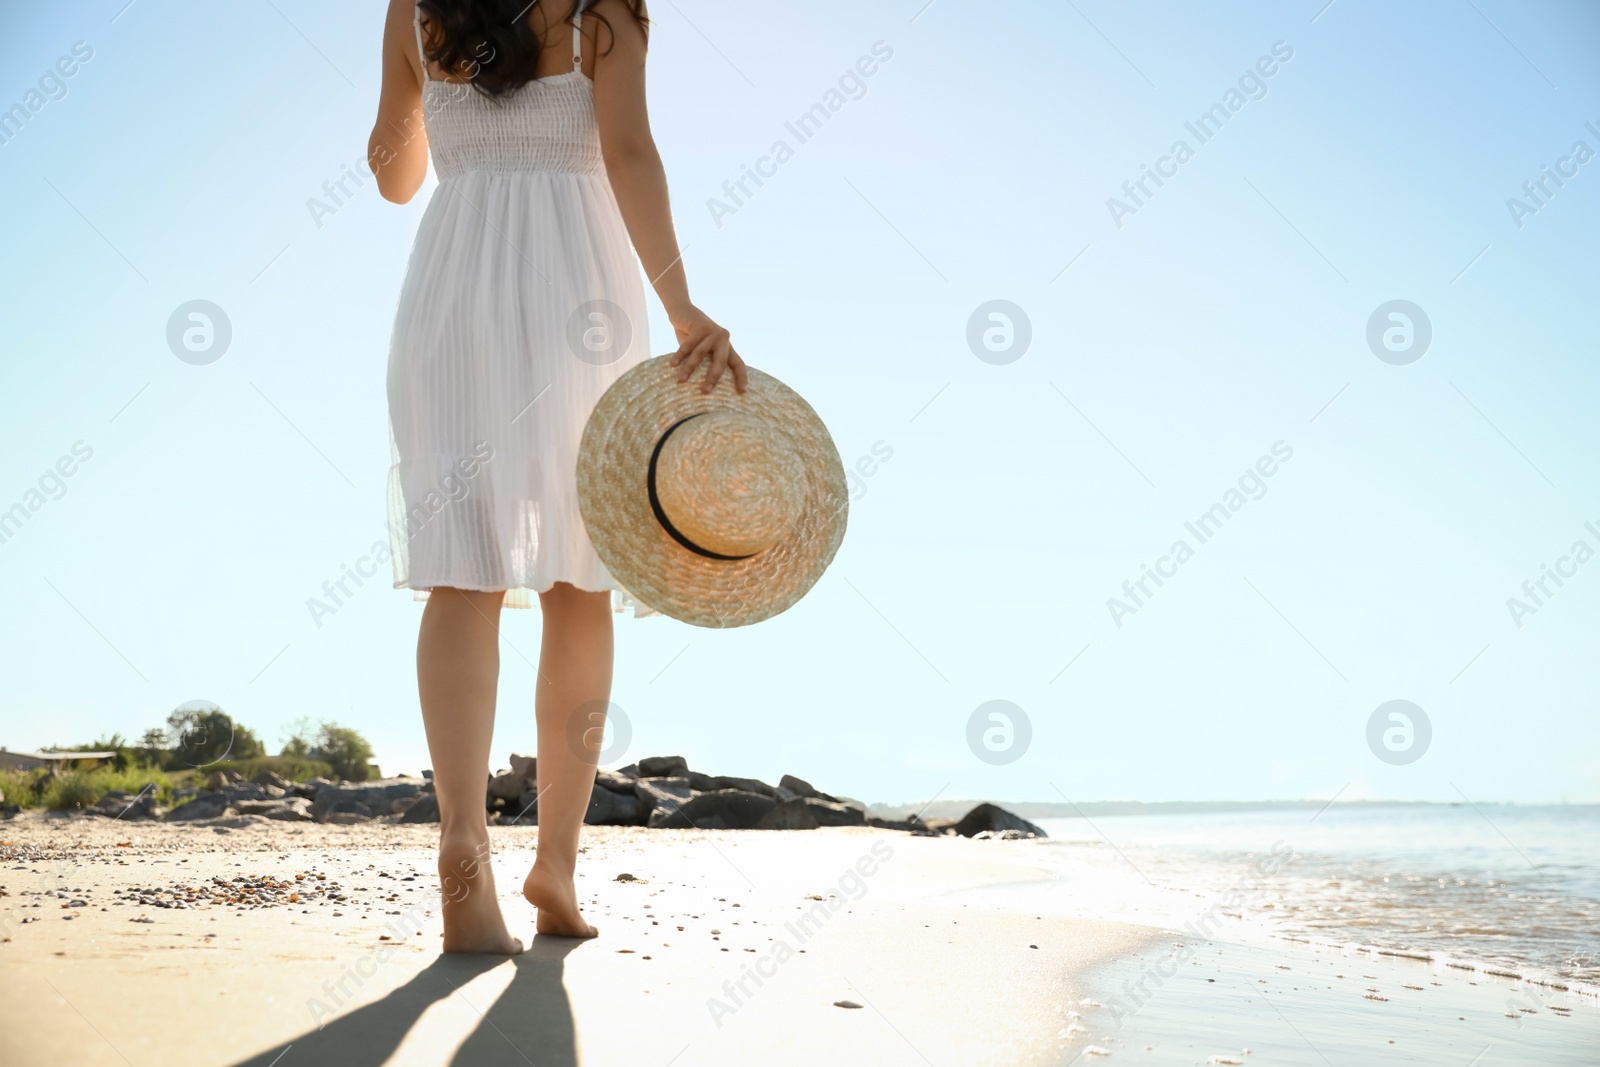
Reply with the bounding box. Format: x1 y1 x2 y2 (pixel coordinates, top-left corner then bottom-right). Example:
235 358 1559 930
669 305 748 395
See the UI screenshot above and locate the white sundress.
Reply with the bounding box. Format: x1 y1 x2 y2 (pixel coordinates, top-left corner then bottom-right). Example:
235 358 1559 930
386 1 649 610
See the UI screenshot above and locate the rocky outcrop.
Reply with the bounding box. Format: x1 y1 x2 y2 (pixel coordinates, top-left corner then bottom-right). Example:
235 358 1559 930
637 755 688 778
79 752 1045 840
399 793 440 824
309 779 424 824
756 796 865 830
234 797 313 821
585 782 646 825
652 789 777 830
165 791 231 822
86 790 163 821
777 774 839 803
952 803 1046 839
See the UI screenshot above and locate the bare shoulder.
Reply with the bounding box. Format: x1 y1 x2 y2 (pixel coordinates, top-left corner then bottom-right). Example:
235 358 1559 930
386 0 416 31
587 0 649 53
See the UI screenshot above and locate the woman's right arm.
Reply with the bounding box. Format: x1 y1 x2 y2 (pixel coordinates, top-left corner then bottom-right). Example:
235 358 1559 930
368 0 430 204
592 0 747 393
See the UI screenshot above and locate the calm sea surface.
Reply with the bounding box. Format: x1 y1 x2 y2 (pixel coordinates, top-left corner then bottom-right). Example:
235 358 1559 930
1021 804 1599 986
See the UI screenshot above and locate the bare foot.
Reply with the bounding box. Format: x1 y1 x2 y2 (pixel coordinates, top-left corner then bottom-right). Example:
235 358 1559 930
439 834 524 955
522 863 598 938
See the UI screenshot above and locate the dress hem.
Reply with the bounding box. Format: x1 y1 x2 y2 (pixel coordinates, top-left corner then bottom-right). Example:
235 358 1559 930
394 580 655 616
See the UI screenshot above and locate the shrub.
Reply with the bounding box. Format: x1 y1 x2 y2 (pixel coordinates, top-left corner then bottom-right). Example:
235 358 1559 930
0 767 49 808
25 767 176 811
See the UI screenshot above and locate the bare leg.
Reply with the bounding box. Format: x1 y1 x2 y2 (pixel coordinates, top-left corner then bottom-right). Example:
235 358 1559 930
522 581 613 937
417 587 523 955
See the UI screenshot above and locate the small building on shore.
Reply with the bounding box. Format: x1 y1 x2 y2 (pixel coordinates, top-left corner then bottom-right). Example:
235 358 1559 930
0 748 117 773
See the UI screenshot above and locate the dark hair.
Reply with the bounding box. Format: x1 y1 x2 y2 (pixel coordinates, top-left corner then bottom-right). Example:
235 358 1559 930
418 0 648 98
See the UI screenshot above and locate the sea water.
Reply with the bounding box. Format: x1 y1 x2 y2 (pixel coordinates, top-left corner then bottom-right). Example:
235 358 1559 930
1007 804 1600 989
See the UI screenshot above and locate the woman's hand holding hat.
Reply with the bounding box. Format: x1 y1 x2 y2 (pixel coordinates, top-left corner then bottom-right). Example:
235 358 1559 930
669 304 748 395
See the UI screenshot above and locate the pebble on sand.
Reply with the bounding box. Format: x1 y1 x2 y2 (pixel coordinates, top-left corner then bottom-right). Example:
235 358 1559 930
833 1000 862 1009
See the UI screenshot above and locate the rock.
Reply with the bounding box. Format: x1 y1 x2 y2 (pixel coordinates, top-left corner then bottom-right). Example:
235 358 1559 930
594 769 637 795
500 791 538 825
614 763 640 778
323 799 373 825
865 814 925 833
634 777 693 825
232 798 312 821
488 754 538 802
487 770 526 802
165 791 231 822
251 770 292 789
685 772 780 798
637 755 689 778
264 798 313 822
233 799 283 816
310 778 423 823
778 774 839 803
659 789 777 830
224 783 268 803
400 793 440 824
85 790 161 821
204 770 246 791
294 777 332 799
585 782 646 825
1 805 19 819
952 803 1046 839
755 797 864 830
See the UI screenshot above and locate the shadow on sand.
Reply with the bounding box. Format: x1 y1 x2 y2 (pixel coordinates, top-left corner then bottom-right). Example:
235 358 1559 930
229 937 582 1067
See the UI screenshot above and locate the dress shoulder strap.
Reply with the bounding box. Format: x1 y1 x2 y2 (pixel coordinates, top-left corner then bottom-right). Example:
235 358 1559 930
414 3 431 83
572 0 586 72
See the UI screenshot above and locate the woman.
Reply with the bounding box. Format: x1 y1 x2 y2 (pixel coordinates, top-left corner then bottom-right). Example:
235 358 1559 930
368 0 744 952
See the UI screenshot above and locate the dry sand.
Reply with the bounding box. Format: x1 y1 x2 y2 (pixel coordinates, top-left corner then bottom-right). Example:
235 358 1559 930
0 813 1159 1066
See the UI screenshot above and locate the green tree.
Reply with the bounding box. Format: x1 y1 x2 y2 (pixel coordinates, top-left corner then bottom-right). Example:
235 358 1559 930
164 705 265 768
280 721 377 781
137 728 169 768
279 717 318 760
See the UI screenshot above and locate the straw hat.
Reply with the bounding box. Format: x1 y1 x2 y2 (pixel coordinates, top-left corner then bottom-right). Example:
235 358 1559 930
577 355 848 627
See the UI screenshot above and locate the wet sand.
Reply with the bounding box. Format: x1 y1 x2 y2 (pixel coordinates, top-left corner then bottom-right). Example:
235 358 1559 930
1064 936 1600 1065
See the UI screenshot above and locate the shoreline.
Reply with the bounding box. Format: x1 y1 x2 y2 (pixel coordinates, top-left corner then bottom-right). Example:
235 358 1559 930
948 836 1600 1000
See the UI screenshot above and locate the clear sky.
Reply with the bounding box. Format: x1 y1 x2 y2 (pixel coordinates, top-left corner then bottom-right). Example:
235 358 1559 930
2 0 1596 806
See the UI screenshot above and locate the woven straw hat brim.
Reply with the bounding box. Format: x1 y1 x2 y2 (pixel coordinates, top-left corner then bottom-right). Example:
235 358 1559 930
577 356 847 628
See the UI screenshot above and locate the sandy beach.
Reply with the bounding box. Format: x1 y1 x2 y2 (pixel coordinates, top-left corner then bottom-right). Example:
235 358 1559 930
0 813 1157 1066
4 812 1596 1066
